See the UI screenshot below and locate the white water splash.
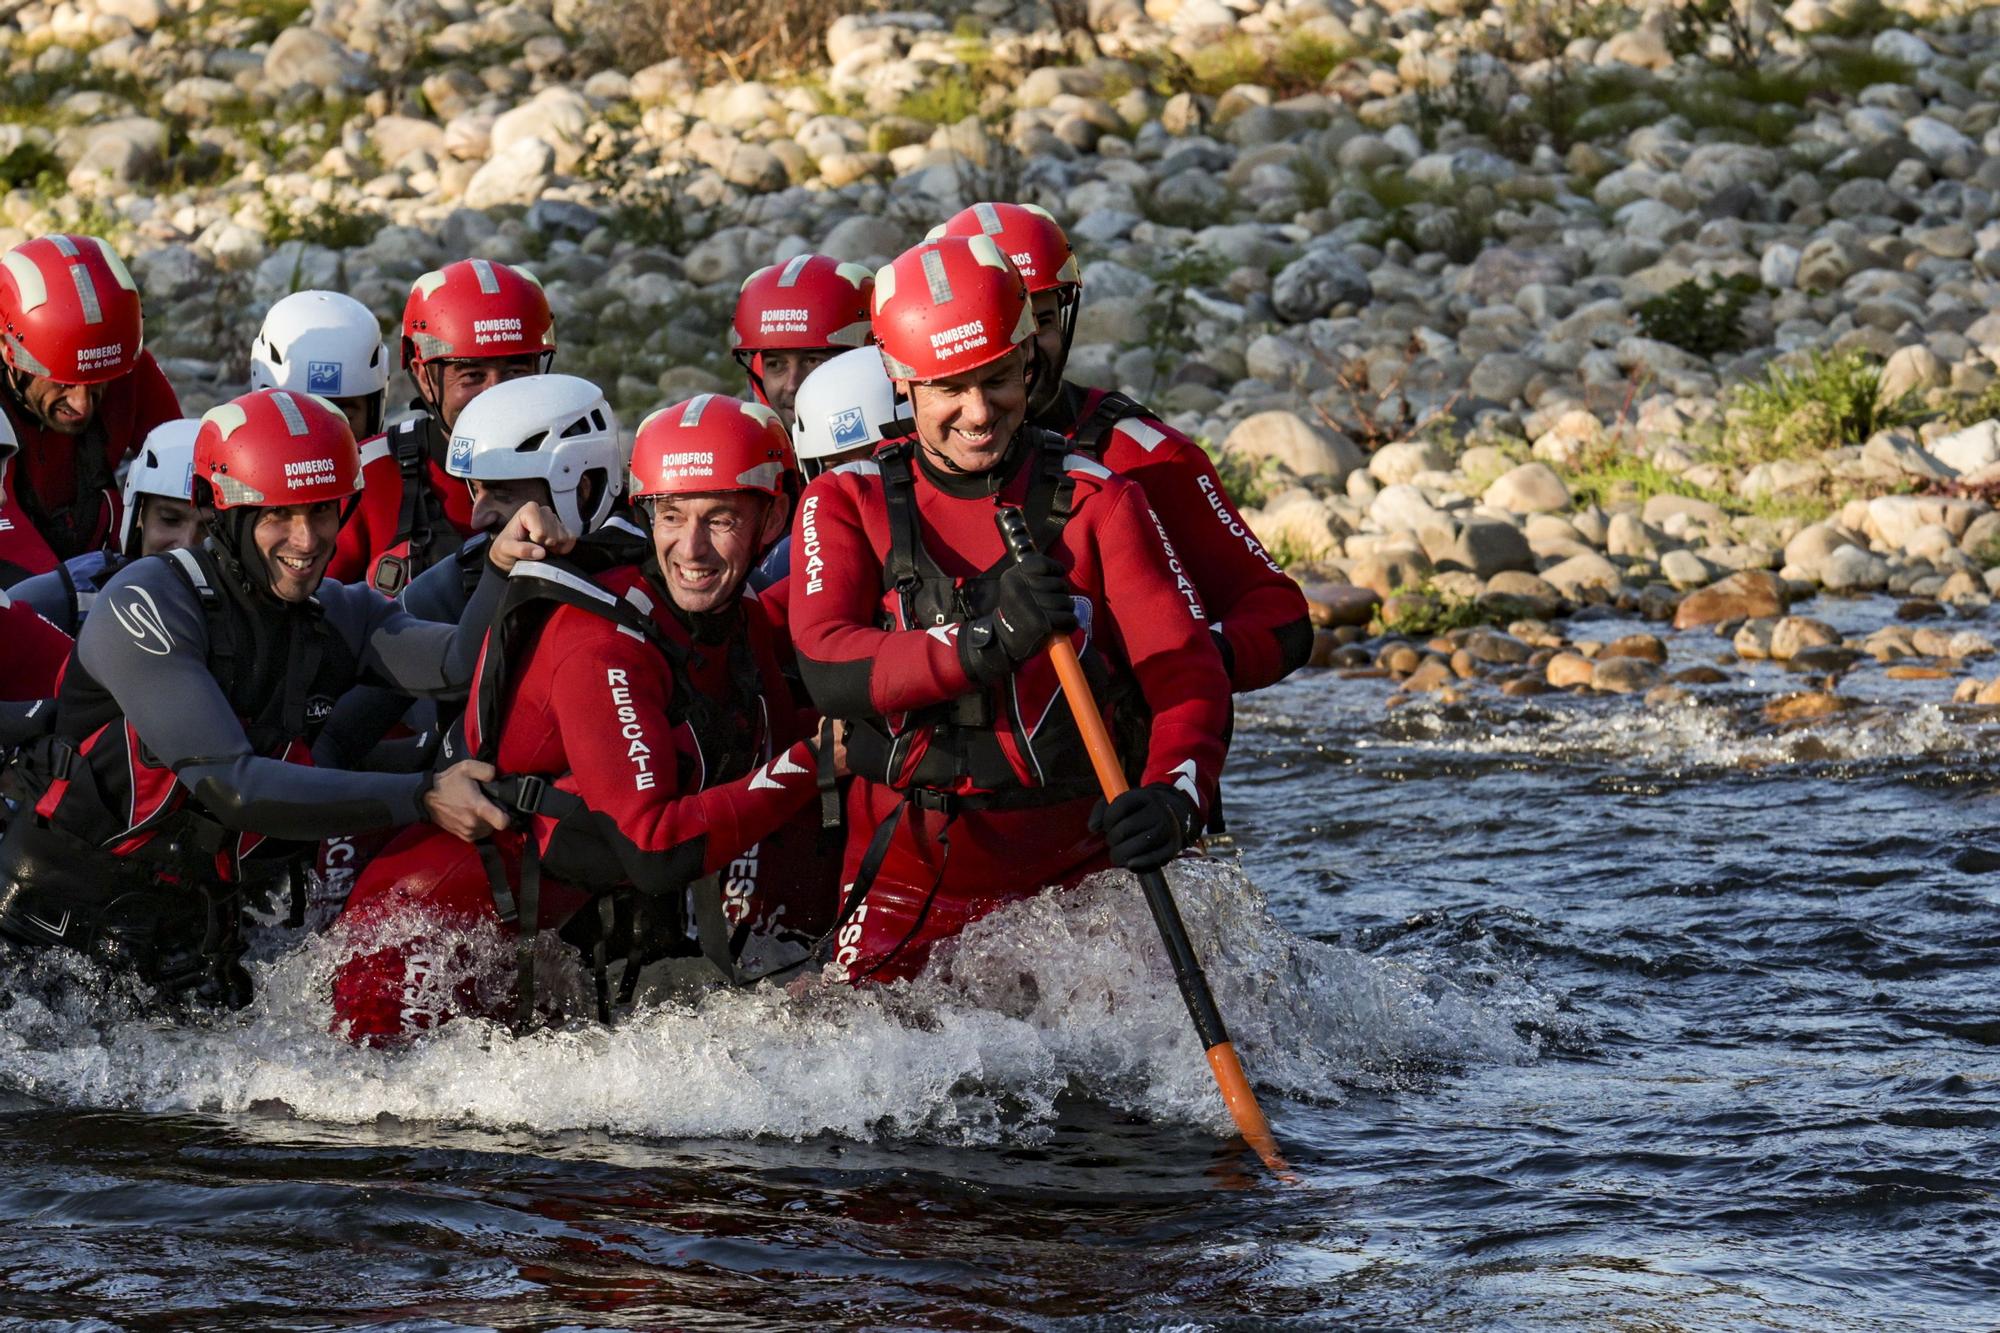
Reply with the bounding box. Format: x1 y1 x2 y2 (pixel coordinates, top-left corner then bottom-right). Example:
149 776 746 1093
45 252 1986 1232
1375 698 1976 771
0 861 1544 1144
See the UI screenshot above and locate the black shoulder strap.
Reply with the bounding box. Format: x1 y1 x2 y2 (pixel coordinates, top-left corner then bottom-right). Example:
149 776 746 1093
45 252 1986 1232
1071 389 1149 457
878 441 924 600
53 560 81 636
389 416 434 561
1021 429 1078 552
163 546 237 696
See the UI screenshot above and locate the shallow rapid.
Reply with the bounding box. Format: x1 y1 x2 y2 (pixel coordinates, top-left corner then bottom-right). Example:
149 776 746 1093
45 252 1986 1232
2 597 1997 1330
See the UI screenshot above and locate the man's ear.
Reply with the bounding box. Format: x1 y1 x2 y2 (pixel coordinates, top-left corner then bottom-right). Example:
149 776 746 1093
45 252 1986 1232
760 493 790 545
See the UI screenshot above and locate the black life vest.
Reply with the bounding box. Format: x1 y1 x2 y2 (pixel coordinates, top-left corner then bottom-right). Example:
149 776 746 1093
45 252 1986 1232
367 415 461 597
25 545 358 875
851 429 1122 810
1059 385 1152 459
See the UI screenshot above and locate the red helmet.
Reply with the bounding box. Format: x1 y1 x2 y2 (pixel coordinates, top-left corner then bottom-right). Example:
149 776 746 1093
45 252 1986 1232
193 388 362 511
400 258 556 372
629 394 794 503
0 234 144 385
929 203 1080 294
872 235 1035 383
731 254 875 353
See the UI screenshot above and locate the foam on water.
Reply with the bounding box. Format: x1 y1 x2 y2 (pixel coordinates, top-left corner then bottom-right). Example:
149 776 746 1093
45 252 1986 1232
1366 697 1979 771
0 861 1545 1145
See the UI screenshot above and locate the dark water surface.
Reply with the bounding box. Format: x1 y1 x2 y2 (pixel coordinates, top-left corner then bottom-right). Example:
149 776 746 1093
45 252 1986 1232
3 599 1997 1330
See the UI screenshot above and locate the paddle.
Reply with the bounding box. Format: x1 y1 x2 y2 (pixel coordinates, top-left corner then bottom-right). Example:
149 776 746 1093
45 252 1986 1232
994 506 1291 1178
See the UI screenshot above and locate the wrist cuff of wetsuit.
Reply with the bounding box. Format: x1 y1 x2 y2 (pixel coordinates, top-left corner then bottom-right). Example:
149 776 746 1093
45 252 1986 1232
1209 626 1236 679
957 614 1011 686
412 768 438 821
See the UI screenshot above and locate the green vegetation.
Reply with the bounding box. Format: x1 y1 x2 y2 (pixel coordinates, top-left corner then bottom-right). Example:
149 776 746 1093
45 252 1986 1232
1967 532 2000 570
0 139 62 189
1726 348 1929 461
894 69 986 126
238 0 311 44
1139 249 1234 378
1376 579 1498 636
1557 439 1837 525
1636 275 1760 359
1201 439 1285 511
1947 380 2000 430
261 192 376 250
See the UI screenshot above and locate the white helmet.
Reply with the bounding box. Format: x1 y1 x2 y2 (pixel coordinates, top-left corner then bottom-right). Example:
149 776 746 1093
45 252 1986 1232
248 291 390 404
791 346 904 468
118 418 199 555
445 373 623 534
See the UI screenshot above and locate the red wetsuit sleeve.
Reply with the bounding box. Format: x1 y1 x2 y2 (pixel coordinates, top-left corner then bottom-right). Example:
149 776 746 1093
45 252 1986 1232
544 615 819 877
0 599 72 698
1089 479 1232 811
1103 422 1310 692
329 443 397 584
788 473 976 719
0 472 59 585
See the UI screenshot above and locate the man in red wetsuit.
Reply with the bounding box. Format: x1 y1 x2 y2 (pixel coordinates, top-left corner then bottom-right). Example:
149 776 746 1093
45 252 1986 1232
0 589 69 700
328 258 556 595
932 203 1311 693
789 234 1231 984
0 233 181 586
332 394 831 1041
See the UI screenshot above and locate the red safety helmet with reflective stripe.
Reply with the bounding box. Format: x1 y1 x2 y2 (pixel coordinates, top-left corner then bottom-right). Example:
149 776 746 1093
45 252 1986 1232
872 235 1035 383
929 202 1081 294
0 233 145 385
629 394 794 501
193 388 362 511
731 254 875 353
399 258 556 371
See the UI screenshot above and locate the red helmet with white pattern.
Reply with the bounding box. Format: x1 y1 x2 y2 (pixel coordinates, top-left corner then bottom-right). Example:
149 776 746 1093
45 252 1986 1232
629 394 794 503
871 235 1034 384
731 254 875 354
0 234 145 385
193 388 362 512
399 258 556 373
928 203 1080 295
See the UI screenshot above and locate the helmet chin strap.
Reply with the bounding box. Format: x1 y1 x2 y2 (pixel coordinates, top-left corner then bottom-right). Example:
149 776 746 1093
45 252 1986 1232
208 506 278 600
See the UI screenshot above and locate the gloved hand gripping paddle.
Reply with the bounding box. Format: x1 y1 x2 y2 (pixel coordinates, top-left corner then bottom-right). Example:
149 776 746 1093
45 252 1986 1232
993 506 1291 1179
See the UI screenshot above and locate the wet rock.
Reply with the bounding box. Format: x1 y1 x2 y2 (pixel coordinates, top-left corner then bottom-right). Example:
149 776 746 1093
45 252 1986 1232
1674 570 1786 629
1645 684 1695 709
1671 665 1731 685
1301 583 1380 628
1895 665 1957 682
1381 643 1421 675
1593 656 1661 694
1764 690 1847 724
1790 645 1864 675
1502 676 1550 697
1601 633 1667 665
1979 678 2000 705
1308 629 1341 669
1460 629 1532 666
1734 617 1776 659
1546 653 1594 689
1406 656 1457 692
1541 553 1624 602
1769 616 1839 661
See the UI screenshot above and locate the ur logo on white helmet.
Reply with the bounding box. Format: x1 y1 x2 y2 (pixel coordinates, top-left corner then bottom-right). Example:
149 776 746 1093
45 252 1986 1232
791 346 905 467
444 373 625 536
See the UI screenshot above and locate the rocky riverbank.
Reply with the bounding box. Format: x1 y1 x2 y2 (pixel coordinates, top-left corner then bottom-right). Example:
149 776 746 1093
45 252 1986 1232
4 0 2000 685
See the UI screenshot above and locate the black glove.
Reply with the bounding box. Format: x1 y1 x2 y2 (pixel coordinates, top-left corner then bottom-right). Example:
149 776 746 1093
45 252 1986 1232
961 553 1078 683
1089 783 1201 872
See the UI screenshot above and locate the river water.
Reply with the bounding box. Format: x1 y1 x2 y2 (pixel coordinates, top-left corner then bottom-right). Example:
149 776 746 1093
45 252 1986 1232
1 598 1996 1330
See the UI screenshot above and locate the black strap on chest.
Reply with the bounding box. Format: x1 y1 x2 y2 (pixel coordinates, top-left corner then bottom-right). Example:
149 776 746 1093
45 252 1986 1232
373 418 456 595
1066 388 1150 458
162 547 327 749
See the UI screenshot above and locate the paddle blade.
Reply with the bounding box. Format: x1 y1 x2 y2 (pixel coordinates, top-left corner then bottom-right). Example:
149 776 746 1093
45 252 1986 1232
1205 1040 1295 1182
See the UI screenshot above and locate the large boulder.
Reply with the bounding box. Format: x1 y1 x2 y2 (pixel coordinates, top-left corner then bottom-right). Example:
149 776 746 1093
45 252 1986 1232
1222 411 1363 482
461 136 555 209
1541 552 1624 600
491 86 592 171
1672 570 1786 629
1443 516 1534 578
262 27 371 95
1482 461 1571 514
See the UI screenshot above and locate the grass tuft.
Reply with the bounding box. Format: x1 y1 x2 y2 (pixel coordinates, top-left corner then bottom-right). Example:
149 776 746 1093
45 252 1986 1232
1726 348 1930 461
